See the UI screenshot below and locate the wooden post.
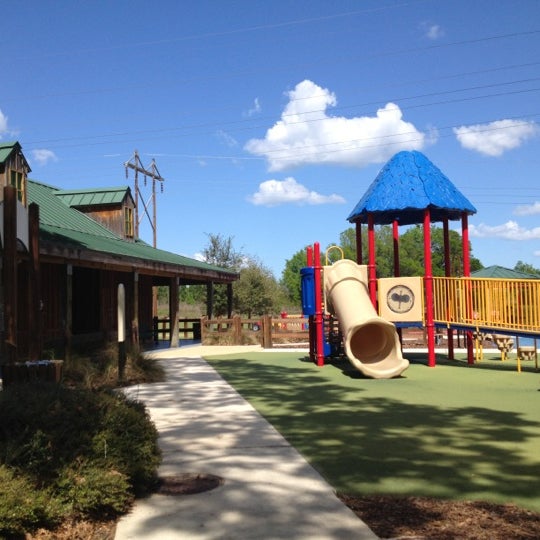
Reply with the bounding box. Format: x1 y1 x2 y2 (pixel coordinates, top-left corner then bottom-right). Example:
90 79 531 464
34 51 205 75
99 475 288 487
200 316 208 344
131 272 139 346
3 186 17 363
233 315 242 344
65 264 73 362
206 282 214 318
227 283 233 318
355 222 363 264
28 203 42 359
262 314 272 349
169 276 179 348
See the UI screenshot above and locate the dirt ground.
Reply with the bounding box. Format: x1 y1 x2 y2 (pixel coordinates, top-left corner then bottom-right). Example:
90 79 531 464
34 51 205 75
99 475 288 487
25 494 540 539
339 494 540 539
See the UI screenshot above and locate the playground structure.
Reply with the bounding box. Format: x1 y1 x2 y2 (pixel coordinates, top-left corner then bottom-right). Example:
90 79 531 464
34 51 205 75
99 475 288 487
302 246 409 378
301 151 540 377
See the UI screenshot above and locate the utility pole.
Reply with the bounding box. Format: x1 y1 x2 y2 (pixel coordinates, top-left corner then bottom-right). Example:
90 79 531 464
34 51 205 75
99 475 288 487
124 150 165 247
124 151 166 319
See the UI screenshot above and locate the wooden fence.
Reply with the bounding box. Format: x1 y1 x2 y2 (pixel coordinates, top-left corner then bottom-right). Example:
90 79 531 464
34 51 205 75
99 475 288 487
152 315 309 348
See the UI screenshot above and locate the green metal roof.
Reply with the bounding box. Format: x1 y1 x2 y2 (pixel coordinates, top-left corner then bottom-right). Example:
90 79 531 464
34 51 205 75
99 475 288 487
0 141 21 164
55 186 132 207
29 180 119 239
27 179 236 277
471 265 540 279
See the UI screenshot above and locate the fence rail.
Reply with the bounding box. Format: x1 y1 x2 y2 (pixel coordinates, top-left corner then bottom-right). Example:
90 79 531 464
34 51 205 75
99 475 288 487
153 315 309 347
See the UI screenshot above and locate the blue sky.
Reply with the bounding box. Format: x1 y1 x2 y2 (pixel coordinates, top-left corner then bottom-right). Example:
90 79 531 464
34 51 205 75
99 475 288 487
3 0 540 277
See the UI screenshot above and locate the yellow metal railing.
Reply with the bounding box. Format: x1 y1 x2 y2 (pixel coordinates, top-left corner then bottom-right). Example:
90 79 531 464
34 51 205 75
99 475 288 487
432 277 540 334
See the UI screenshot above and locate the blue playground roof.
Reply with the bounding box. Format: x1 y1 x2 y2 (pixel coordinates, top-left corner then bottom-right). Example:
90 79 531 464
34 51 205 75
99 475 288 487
347 151 477 226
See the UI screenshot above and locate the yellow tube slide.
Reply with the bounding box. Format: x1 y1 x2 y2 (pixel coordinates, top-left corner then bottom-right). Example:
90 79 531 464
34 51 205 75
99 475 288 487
324 259 409 379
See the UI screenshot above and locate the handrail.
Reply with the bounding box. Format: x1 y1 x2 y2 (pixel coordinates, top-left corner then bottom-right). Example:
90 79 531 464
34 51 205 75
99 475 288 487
432 277 540 335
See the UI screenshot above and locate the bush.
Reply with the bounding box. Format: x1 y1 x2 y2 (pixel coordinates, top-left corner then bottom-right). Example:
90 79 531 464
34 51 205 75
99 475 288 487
0 465 63 536
56 463 132 518
62 343 165 389
0 383 161 535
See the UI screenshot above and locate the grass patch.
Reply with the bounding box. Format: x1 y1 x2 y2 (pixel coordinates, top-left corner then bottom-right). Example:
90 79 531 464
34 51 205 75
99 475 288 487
204 350 540 512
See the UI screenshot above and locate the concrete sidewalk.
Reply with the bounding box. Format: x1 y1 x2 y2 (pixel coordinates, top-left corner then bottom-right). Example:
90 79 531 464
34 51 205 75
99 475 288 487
115 345 378 540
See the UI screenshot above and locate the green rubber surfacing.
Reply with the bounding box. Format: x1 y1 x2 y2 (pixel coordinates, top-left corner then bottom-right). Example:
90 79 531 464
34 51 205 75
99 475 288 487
204 351 540 512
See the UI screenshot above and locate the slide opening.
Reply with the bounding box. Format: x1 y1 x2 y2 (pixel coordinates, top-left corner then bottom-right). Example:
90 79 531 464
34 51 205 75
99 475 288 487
348 323 396 365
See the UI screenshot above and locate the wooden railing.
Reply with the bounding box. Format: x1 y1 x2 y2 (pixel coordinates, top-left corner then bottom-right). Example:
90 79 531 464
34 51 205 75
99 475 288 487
153 315 309 347
153 317 201 342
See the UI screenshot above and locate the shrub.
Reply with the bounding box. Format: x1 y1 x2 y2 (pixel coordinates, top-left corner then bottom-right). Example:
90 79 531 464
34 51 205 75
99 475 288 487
0 465 63 536
62 343 165 389
56 463 132 518
0 383 161 533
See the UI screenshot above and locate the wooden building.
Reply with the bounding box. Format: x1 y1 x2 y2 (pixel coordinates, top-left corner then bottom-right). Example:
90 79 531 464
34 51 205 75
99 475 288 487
0 141 238 363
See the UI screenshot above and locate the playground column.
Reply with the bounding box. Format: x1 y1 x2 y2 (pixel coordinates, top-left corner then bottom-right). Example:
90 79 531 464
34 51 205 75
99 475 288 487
367 214 377 307
355 222 363 264
462 212 474 364
306 246 316 364
313 242 325 367
392 219 400 277
423 209 436 367
443 219 454 360
392 219 402 345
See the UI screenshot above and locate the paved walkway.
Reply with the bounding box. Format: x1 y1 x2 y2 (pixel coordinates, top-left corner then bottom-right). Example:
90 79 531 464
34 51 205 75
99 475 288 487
115 345 378 540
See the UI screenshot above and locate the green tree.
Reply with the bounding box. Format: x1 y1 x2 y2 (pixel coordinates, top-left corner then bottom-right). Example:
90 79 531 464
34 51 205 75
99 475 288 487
201 233 244 270
514 261 540 276
333 224 483 277
234 259 285 317
281 248 310 305
200 233 244 316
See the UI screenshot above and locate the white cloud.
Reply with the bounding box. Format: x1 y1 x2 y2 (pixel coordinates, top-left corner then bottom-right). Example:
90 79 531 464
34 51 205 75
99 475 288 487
244 79 427 171
453 119 538 156
244 97 261 117
470 221 540 240
0 109 8 135
421 23 445 40
216 130 238 148
31 149 58 165
427 25 444 39
248 177 346 207
514 201 540 216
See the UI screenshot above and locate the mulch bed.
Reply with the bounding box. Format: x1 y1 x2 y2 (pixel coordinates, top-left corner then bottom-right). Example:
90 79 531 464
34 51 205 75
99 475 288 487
339 494 540 539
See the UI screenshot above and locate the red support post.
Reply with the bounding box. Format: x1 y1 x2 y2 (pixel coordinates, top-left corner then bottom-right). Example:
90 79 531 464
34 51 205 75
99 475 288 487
313 242 325 366
392 219 400 277
462 213 474 364
306 246 316 364
423 209 436 367
443 218 454 360
367 214 377 307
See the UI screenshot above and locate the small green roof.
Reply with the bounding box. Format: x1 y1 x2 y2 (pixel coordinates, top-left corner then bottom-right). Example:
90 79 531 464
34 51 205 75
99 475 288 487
0 141 19 163
471 265 540 279
55 186 132 207
0 141 30 172
29 180 119 239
